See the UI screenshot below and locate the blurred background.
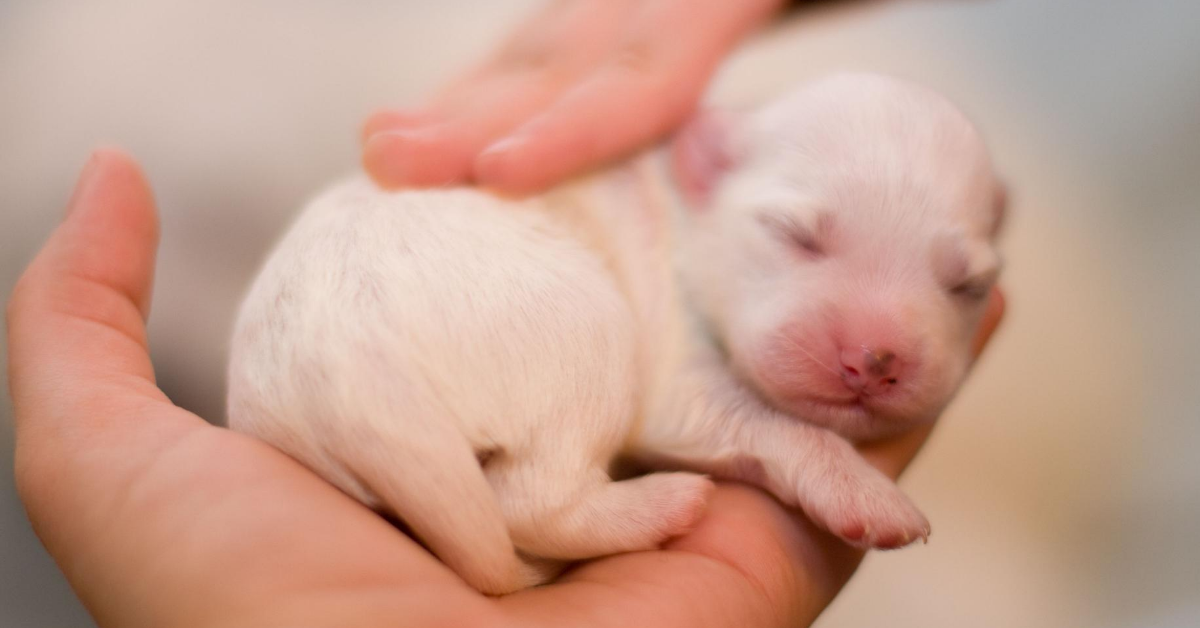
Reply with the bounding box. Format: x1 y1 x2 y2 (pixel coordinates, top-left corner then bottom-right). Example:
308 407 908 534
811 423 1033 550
1 0 1197 626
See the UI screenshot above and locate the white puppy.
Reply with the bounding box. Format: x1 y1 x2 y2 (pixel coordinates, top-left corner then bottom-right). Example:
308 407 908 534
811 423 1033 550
227 73 1005 594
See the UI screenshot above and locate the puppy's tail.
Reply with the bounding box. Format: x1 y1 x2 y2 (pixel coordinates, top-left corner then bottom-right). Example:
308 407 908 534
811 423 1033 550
329 401 537 596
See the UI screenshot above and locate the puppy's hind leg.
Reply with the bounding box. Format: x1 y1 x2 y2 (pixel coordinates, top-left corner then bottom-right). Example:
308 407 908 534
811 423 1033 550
325 399 544 595
490 459 714 561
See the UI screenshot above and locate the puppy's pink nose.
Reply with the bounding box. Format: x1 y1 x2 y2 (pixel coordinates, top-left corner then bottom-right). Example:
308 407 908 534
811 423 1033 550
840 346 901 393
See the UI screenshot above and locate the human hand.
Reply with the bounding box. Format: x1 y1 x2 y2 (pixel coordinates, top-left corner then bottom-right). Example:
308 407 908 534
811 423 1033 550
7 150 1004 627
361 0 786 194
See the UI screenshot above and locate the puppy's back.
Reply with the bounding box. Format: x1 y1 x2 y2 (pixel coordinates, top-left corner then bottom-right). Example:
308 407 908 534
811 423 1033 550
225 177 638 592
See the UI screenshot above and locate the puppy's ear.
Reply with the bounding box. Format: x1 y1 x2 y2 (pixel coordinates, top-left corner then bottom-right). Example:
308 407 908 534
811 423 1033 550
670 109 743 209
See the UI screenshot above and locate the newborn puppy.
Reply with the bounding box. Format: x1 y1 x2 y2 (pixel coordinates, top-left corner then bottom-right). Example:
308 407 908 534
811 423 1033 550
227 73 1005 595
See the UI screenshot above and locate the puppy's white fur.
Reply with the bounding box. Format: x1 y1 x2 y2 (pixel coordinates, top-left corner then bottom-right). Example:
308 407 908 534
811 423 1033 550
227 73 1004 594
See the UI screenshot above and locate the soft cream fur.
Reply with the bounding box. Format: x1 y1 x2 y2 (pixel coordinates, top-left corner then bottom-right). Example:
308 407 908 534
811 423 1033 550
227 73 1004 594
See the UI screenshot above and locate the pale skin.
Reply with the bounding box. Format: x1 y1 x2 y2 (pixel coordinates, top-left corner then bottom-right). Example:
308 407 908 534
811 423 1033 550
8 1 1005 625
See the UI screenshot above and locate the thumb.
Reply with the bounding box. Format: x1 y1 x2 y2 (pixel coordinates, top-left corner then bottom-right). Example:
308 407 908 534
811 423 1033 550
7 148 169 444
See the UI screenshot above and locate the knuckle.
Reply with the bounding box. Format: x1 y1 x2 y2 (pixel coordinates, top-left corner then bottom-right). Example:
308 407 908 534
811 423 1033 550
610 38 659 74
498 43 552 73
495 27 566 76
492 39 577 87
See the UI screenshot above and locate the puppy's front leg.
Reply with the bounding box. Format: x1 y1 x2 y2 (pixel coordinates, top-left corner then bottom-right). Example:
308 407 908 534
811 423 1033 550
635 370 930 549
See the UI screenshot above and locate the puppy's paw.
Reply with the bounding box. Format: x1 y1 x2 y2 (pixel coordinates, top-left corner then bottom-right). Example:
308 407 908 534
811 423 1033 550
516 553 567 589
803 467 930 550
645 472 716 541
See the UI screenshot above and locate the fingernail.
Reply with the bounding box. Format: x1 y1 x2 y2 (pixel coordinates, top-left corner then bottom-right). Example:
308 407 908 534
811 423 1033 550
361 108 434 144
366 124 448 145
480 134 525 157
474 135 525 183
367 126 444 150
66 150 108 218
364 130 420 186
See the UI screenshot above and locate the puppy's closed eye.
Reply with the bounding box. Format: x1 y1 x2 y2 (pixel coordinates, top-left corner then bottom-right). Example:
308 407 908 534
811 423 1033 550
948 264 999 302
757 211 829 258
949 279 991 301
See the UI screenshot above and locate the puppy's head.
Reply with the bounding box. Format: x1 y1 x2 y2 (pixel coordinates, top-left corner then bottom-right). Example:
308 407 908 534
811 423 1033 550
673 73 1004 441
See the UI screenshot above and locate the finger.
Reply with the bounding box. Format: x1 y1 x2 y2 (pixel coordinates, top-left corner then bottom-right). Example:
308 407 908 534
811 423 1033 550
362 0 633 189
473 0 781 194
5 148 196 614
972 285 1006 358
18 406 493 627
363 73 565 188
857 287 1006 477
857 423 934 480
7 148 168 435
501 485 854 628
360 108 439 144
5 151 495 625
469 42 710 194
6 147 197 548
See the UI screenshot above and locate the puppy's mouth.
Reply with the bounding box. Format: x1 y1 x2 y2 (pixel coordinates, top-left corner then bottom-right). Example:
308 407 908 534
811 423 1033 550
742 352 923 438
768 389 920 441
814 393 867 407
772 388 867 416
791 388 882 411
811 395 880 420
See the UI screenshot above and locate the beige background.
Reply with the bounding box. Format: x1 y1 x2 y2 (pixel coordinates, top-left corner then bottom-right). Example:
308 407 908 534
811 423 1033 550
1 1 1196 626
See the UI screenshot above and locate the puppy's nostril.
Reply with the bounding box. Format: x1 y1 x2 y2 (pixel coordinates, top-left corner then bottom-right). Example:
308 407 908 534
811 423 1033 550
885 377 898 385
844 365 860 378
865 349 896 377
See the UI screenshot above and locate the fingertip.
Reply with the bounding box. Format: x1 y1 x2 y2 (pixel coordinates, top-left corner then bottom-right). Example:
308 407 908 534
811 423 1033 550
361 132 396 186
473 135 538 194
989 285 1007 324
472 141 510 190
68 147 149 212
51 146 160 317
88 146 147 180
363 129 470 189
471 65 699 194
473 131 581 195
89 145 139 168
972 286 1006 358
8 146 160 402
62 147 157 254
